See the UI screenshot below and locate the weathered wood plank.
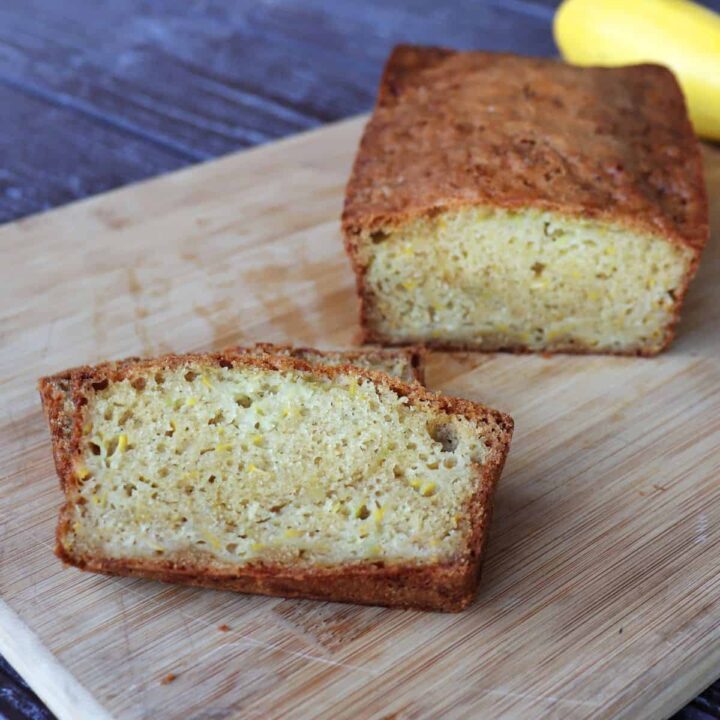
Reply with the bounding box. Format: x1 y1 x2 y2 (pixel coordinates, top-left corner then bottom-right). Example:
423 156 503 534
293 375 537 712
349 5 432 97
0 0 557 221
0 84 190 223
0 653 54 720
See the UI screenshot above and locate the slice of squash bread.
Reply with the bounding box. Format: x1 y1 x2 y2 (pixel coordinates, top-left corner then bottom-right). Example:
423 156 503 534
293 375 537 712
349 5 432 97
235 342 425 384
39 351 512 611
342 46 709 355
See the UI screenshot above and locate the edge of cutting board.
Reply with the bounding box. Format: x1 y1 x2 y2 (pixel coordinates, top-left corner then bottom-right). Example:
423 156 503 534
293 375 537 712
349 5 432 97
0 599 112 720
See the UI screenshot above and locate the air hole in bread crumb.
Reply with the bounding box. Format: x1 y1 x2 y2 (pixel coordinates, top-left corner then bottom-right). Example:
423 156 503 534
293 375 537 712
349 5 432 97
131 377 146 391
92 379 109 391
208 411 225 426
88 442 101 456
428 423 458 452
154 372 165 385
236 395 252 408
184 371 197 382
371 230 390 244
106 437 119 457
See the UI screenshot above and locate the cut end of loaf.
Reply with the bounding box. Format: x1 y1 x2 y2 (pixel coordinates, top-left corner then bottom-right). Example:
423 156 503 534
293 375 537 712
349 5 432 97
47 356 511 599
288 348 421 384
353 206 695 355
235 342 425 384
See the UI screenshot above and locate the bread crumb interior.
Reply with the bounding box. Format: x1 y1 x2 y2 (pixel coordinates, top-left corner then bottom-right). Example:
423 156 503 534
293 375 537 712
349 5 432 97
359 206 692 353
67 365 488 567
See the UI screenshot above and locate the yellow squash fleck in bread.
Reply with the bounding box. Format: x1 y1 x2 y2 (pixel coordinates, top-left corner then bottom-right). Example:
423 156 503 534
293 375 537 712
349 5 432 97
39 350 512 611
342 46 709 355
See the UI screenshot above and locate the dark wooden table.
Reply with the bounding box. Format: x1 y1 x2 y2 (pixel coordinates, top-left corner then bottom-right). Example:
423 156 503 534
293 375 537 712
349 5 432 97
1 1 719 718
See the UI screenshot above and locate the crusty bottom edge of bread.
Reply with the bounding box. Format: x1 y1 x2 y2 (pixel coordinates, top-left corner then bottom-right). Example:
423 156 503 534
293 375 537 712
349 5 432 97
58 522 492 612
40 349 512 612
356 330 672 358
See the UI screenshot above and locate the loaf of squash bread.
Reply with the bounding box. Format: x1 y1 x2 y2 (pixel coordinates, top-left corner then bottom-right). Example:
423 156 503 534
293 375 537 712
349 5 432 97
39 351 512 611
342 46 709 355
234 342 425 384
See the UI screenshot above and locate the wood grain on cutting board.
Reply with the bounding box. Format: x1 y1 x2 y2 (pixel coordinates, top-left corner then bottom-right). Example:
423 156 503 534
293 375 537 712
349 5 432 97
0 117 719 720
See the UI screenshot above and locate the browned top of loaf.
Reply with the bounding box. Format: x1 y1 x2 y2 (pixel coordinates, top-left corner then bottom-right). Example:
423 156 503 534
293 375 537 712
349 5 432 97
342 45 708 254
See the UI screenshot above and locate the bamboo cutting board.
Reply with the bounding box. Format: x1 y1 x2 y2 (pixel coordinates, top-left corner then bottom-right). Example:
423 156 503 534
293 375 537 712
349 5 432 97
1 117 719 720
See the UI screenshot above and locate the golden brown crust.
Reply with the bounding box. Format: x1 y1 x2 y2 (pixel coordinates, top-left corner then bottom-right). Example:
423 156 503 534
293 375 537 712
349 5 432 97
39 350 512 612
342 46 708 356
357 330 668 358
233 341 426 384
342 45 708 252
69 555 481 612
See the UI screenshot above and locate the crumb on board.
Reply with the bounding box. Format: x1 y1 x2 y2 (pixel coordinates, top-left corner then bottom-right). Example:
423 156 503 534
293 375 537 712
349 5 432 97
218 624 231 632
161 673 178 685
